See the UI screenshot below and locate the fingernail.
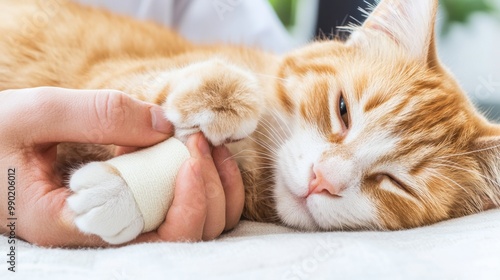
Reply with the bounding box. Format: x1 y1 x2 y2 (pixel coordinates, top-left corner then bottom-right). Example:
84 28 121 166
150 107 172 134
197 134 211 156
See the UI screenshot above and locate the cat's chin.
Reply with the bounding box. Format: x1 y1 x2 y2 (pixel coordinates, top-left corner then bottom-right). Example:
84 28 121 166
273 180 321 231
307 189 381 231
276 188 340 231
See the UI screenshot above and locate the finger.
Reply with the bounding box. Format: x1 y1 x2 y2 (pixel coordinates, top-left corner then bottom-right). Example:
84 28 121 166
212 145 245 231
186 133 226 240
4 87 173 146
22 186 108 248
134 159 207 243
114 146 140 156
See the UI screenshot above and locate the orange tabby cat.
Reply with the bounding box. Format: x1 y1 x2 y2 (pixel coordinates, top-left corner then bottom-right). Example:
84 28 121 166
1 0 499 244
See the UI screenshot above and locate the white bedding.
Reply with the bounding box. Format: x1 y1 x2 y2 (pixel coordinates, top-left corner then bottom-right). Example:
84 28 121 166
2 209 500 280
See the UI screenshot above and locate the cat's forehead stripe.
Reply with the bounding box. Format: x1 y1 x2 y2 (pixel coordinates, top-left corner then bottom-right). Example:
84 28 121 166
362 89 399 113
276 79 294 114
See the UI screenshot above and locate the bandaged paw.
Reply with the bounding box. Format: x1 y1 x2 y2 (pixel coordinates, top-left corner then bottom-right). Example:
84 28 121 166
68 138 190 244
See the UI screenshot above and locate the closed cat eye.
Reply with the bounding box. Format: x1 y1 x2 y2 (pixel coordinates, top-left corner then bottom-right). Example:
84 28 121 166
339 95 349 128
378 174 415 197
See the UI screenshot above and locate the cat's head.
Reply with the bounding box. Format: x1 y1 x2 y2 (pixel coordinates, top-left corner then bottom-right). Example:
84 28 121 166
274 0 500 230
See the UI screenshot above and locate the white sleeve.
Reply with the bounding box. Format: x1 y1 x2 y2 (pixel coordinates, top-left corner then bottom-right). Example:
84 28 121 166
73 0 294 53
72 0 175 26
172 0 295 53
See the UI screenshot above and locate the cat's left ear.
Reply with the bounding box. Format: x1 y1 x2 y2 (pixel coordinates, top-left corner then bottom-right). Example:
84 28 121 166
348 0 439 67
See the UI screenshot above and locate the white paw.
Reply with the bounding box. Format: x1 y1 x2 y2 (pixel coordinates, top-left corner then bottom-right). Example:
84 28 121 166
168 110 259 146
67 162 144 244
163 60 262 145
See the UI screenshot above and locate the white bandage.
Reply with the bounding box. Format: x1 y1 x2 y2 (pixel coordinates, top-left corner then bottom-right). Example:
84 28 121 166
107 138 190 232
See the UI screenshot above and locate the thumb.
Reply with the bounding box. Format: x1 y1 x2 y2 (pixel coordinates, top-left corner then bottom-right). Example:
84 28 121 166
7 87 173 147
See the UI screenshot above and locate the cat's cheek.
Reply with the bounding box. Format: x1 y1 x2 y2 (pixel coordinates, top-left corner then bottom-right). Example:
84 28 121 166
306 190 380 230
273 178 318 230
275 154 309 198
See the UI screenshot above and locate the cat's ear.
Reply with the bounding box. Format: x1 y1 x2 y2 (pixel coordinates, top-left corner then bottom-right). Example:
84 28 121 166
347 0 439 67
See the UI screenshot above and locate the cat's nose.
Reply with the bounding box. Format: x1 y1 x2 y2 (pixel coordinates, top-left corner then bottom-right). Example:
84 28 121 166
308 168 345 197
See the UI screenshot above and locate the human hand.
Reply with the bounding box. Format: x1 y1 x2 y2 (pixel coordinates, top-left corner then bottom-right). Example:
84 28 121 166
0 87 244 247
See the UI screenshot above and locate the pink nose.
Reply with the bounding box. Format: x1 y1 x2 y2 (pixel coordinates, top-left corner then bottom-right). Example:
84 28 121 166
308 168 345 197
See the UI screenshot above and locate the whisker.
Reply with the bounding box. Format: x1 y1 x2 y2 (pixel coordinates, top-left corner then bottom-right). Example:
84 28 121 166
247 136 280 158
425 165 471 195
435 159 500 188
269 107 293 136
258 117 286 147
225 151 277 167
251 131 282 155
437 144 500 159
254 73 287 82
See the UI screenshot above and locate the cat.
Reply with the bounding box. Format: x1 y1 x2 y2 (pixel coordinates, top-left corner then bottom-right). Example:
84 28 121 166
1 0 499 244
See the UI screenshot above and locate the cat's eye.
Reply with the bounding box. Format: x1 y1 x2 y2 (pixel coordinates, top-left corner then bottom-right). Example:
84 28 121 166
339 95 349 128
379 174 416 197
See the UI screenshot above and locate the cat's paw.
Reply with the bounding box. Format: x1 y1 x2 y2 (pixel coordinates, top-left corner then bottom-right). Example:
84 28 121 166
67 162 144 244
164 59 263 145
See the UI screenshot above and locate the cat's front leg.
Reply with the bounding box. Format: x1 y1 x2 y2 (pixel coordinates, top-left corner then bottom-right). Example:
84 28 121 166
164 59 263 145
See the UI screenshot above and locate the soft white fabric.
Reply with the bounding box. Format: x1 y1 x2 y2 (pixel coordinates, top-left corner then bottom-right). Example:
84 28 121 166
107 138 190 232
2 210 500 279
74 0 295 53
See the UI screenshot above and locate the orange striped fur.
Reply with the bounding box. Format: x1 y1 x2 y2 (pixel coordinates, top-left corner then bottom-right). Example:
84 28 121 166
1 0 499 232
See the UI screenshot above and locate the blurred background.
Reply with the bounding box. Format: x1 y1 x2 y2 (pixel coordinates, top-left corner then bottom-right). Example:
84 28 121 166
268 0 500 121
